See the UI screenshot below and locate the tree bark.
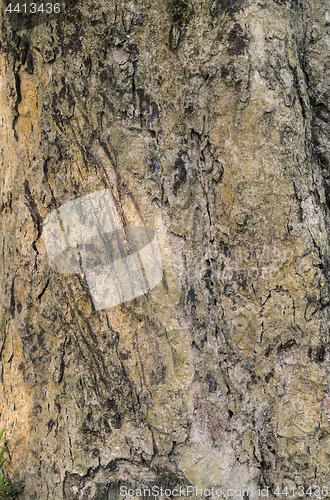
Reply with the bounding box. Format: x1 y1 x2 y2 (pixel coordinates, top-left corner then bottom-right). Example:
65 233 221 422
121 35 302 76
0 0 330 498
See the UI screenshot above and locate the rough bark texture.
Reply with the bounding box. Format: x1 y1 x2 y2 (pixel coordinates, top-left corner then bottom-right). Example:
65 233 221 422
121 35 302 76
0 0 330 498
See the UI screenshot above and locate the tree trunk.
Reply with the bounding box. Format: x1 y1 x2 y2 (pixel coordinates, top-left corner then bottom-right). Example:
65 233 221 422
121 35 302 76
1 0 330 498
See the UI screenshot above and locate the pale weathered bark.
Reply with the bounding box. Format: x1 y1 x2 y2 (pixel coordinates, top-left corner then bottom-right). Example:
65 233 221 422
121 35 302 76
0 0 330 498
